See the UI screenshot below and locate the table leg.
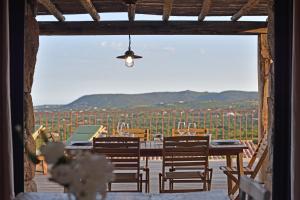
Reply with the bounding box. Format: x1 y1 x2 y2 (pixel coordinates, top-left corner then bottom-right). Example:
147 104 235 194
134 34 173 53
236 152 244 195
226 155 232 195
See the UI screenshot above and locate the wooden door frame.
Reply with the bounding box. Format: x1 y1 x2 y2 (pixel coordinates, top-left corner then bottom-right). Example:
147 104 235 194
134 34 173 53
9 0 293 198
9 0 25 195
273 0 293 199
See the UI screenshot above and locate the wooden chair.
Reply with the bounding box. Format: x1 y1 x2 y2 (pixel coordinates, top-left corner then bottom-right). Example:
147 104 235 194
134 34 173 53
171 128 207 136
92 137 145 192
122 128 150 142
239 176 270 200
112 128 150 192
220 134 269 197
159 135 211 192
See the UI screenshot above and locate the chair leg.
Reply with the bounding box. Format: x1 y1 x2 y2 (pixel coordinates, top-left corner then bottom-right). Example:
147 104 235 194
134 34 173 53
159 173 163 193
146 169 150 193
42 160 48 175
108 182 112 191
208 168 213 191
139 174 143 192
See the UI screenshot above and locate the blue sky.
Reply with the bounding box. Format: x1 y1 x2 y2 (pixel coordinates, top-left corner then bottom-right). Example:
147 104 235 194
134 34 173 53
32 14 266 105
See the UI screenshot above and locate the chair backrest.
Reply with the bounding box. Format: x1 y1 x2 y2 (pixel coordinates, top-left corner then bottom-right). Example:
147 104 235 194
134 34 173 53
116 128 149 142
239 175 270 200
247 134 268 178
171 128 207 136
92 137 140 173
162 135 210 175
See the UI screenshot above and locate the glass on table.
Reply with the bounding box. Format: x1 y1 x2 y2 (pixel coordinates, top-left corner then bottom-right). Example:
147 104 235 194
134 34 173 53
187 122 197 136
153 132 163 146
177 122 186 135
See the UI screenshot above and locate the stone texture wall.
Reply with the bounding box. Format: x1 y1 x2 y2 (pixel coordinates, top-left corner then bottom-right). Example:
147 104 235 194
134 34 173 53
258 34 272 185
264 0 274 194
24 0 39 192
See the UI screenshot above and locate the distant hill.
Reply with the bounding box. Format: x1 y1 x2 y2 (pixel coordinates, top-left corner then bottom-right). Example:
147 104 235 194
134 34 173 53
34 90 258 112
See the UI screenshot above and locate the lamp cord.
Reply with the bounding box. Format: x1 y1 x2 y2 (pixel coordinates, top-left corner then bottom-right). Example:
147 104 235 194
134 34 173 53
128 34 131 51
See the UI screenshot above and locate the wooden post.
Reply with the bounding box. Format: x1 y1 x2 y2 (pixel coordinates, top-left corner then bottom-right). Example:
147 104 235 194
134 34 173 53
246 113 248 140
222 111 225 139
172 111 176 130
51 112 54 132
204 112 206 129
258 34 272 140
185 110 189 125
227 113 230 139
258 33 272 183
252 112 254 140
167 112 170 136
75 112 78 128
161 111 164 136
45 112 48 129
57 112 60 133
149 112 152 137
198 111 201 128
234 112 237 139
240 114 243 140
69 112 72 134
210 111 212 133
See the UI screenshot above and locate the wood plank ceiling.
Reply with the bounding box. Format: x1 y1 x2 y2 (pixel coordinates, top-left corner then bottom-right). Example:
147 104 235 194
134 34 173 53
37 0 268 21
36 0 268 35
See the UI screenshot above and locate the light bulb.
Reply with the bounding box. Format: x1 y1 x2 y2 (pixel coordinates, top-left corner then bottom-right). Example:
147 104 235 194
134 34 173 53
125 56 134 67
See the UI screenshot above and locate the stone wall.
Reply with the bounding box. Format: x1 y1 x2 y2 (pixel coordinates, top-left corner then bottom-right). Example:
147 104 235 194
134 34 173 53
24 0 39 192
264 0 274 194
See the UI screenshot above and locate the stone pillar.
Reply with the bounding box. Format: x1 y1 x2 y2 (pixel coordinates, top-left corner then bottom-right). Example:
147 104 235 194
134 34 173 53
264 0 275 194
24 0 39 192
257 34 272 183
258 34 271 140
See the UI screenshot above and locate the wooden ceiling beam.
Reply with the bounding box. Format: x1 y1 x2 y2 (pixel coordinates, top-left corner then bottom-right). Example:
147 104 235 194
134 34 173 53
79 0 100 21
38 0 65 21
39 21 267 35
198 0 212 21
162 0 174 21
128 3 136 22
231 0 260 21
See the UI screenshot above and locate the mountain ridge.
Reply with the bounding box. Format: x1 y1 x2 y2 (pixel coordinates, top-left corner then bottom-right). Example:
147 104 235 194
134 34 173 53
34 90 258 111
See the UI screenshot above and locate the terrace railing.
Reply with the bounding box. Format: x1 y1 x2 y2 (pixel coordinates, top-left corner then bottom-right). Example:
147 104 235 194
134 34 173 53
34 109 258 143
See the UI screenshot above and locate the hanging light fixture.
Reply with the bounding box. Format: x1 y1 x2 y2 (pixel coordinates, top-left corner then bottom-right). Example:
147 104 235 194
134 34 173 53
117 34 142 68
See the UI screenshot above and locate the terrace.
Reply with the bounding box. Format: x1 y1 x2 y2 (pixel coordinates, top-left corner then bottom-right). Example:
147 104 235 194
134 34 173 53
29 0 271 198
1 0 298 200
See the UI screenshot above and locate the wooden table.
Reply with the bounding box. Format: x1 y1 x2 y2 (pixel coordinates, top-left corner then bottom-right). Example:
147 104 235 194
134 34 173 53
15 191 230 200
66 141 247 197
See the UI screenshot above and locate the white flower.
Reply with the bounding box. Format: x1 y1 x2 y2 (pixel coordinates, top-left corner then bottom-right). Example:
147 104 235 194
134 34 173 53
50 164 73 185
40 142 65 164
43 142 114 200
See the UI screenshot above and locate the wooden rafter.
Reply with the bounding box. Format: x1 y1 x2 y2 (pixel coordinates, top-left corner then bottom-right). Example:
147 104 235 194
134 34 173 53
128 3 136 22
39 21 267 35
198 0 212 21
79 0 100 21
162 0 174 22
38 0 65 22
231 0 260 21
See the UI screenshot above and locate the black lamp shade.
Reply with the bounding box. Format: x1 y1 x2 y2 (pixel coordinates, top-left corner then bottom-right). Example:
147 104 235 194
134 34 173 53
116 50 142 59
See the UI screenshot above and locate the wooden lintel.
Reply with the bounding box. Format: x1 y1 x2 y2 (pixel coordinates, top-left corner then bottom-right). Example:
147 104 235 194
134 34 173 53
38 0 65 21
79 0 100 21
38 21 267 35
162 0 174 21
231 0 260 21
128 4 136 22
198 0 212 21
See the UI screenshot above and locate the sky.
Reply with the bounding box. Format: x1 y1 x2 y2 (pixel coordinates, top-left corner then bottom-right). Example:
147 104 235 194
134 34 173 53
32 14 266 105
